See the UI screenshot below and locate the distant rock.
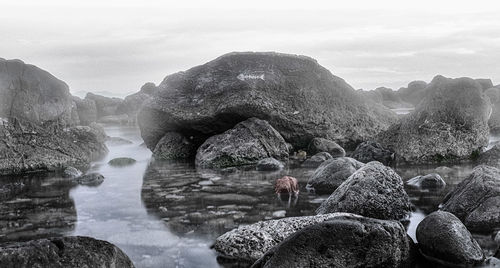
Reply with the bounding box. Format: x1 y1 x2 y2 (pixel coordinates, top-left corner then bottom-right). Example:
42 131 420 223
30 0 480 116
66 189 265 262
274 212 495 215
407 173 446 189
84 93 123 118
397 80 428 106
252 214 413 268
378 76 490 164
195 118 289 169
485 87 500 134
256 157 284 171
350 140 394 165
307 137 345 157
97 114 130 124
108 157 136 167
0 118 108 175
72 96 97 125
416 211 484 267
478 144 500 166
370 86 413 109
116 82 158 119
441 165 500 233
106 136 133 146
301 152 333 168
316 161 412 221
138 52 397 151
76 173 105 186
306 157 364 194
0 236 135 268
152 132 196 160
0 58 78 125
476 78 494 91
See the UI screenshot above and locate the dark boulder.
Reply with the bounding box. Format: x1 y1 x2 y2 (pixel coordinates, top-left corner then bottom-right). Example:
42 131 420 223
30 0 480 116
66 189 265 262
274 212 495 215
76 173 105 186
256 157 284 171
416 211 484 267
350 140 394 165
301 152 333 168
252 214 413 268
138 52 397 150
152 132 196 160
441 165 500 233
378 76 491 164
0 236 134 268
195 118 289 169
72 96 97 125
407 173 446 189
0 58 78 125
316 161 412 221
307 137 345 157
306 157 364 194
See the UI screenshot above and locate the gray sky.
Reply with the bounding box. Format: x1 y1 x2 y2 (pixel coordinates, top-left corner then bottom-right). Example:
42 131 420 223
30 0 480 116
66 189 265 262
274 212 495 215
1 0 500 97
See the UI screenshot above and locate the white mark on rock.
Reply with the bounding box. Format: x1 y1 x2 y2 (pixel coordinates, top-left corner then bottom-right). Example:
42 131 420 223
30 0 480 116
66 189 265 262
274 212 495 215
237 73 265 81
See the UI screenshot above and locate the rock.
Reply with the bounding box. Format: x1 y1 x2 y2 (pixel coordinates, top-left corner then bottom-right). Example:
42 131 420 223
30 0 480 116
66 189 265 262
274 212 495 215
195 118 289 169
377 76 490 164
97 114 129 124
307 138 345 157
84 93 123 118
72 96 97 125
350 140 394 165
256 158 284 171
301 152 333 168
214 213 353 262
366 86 413 109
0 236 135 268
397 80 428 106
152 132 196 160
416 211 484 267
0 118 108 175
76 173 105 186
62 166 82 178
478 145 500 167
88 122 107 143
116 82 158 118
306 157 364 194
485 87 500 134
0 182 26 201
252 214 413 268
441 165 500 233
407 173 446 189
106 136 133 146
138 52 397 150
316 161 412 221
476 78 494 91
0 58 79 125
108 157 136 167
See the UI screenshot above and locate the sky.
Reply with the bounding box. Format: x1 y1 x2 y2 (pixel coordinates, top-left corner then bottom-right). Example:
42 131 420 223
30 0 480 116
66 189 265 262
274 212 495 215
1 0 500 97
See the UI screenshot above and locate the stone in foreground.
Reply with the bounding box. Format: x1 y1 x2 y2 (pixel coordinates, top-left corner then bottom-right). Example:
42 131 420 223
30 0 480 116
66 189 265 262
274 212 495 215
153 132 196 160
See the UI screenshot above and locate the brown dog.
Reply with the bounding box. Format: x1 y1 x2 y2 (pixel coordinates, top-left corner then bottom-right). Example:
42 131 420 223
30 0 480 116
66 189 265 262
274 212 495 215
275 176 299 195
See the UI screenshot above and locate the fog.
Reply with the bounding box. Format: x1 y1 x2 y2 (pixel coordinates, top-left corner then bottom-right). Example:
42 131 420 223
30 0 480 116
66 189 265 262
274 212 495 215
1 0 499 97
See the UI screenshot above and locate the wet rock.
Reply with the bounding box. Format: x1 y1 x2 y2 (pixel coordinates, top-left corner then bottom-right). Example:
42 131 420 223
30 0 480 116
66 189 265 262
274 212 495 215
416 211 484 267
116 82 158 119
72 96 97 125
407 173 446 189
97 114 130 124
138 52 397 150
350 140 394 165
301 152 333 168
0 58 78 125
441 165 500 233
106 136 133 146
196 118 289 169
152 132 196 160
214 213 353 262
0 236 134 268
307 138 345 157
108 157 136 167
256 158 284 171
76 173 105 186
0 182 26 201
316 161 412 221
478 144 500 166
252 214 413 268
378 76 490 164
62 166 82 178
306 157 364 194
84 93 123 118
0 119 108 175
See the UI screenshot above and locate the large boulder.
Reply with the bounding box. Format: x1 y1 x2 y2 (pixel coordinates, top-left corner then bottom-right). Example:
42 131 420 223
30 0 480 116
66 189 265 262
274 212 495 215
195 118 289 169
416 211 484 266
116 82 158 119
84 93 123 118
0 236 134 268
0 118 108 175
306 157 364 194
0 58 78 125
485 87 500 134
152 132 197 160
441 165 500 233
138 52 397 150
377 75 491 164
72 96 97 125
316 161 412 221
350 140 394 165
252 214 413 268
307 137 345 157
214 213 356 263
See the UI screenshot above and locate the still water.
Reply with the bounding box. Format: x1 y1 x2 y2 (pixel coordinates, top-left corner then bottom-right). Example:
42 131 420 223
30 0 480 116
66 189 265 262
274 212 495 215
0 124 497 267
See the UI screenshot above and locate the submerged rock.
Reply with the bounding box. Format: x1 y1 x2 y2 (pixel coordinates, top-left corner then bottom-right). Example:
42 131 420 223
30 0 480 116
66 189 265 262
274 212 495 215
0 236 134 268
196 118 289 169
378 75 491 164
416 211 484 267
316 161 412 221
138 52 397 150
307 138 345 157
441 165 500 233
407 173 446 189
301 152 333 168
252 214 413 268
152 132 196 160
350 140 394 165
76 173 105 186
256 157 284 171
108 157 136 167
306 157 364 194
